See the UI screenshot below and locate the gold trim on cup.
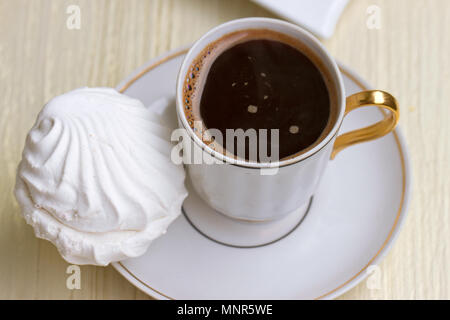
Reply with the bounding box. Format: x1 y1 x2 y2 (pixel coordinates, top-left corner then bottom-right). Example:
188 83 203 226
331 90 400 159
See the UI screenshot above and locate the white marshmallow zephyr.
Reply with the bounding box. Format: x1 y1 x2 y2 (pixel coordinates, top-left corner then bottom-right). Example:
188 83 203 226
14 87 187 266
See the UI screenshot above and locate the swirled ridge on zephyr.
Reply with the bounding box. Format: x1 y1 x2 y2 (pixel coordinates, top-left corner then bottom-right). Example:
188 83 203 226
14 87 187 266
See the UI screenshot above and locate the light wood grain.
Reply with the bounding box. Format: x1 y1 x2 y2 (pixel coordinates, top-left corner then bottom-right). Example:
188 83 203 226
0 0 449 300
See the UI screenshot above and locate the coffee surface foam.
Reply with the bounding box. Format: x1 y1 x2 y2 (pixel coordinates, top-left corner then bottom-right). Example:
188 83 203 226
182 29 338 161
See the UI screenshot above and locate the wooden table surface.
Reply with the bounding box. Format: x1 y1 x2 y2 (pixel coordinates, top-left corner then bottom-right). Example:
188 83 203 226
0 0 449 300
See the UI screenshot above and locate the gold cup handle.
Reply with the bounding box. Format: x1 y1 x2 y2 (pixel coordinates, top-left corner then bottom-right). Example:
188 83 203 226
331 90 399 159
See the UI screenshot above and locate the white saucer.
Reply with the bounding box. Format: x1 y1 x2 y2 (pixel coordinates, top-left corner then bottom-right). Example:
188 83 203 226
113 46 412 300
250 0 349 39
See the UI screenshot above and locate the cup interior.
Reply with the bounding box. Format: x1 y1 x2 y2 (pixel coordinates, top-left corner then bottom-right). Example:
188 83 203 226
176 17 345 168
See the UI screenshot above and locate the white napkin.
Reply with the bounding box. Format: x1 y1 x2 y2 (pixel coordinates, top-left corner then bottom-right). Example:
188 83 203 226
251 0 349 39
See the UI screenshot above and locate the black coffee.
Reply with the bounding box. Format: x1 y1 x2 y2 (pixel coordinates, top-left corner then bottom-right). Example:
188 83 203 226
183 29 336 161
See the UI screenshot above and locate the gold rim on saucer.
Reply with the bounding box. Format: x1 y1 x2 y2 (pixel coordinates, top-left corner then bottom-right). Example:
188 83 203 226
114 49 407 301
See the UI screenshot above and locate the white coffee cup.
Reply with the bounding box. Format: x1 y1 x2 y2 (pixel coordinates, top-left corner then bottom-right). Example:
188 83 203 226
176 18 399 222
